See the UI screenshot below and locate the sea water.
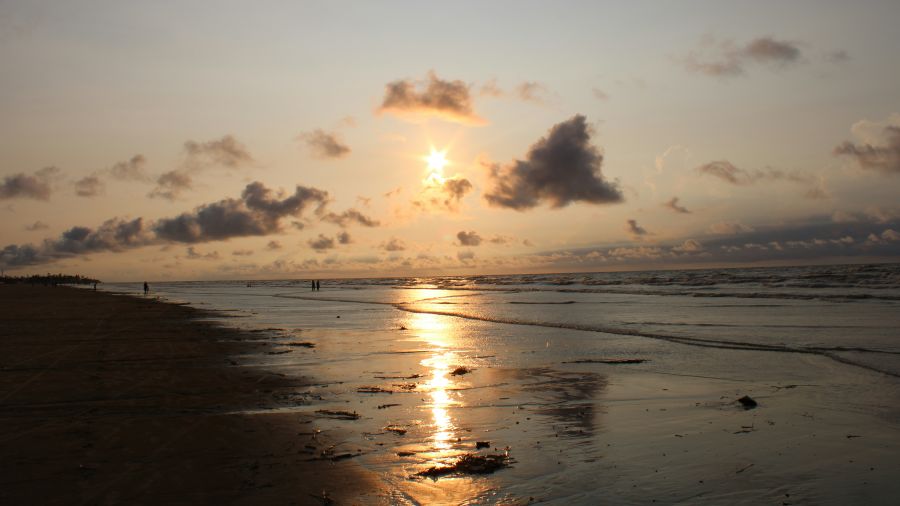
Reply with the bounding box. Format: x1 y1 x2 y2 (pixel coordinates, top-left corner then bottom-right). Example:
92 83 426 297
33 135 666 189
103 263 900 504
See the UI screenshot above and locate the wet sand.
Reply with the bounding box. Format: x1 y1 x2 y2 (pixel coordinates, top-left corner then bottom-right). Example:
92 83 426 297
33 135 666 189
0 285 381 505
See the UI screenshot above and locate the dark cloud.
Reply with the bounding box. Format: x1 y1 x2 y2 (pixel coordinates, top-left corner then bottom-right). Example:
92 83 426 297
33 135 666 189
74 175 104 197
696 160 811 185
0 167 59 201
321 208 379 228
25 221 49 231
185 246 220 260
456 230 482 246
488 235 515 245
109 155 149 181
308 234 335 252
378 71 484 125
301 129 351 159
184 135 253 169
413 176 473 212
684 36 804 77
626 219 649 238
154 182 329 243
148 170 193 200
337 231 352 244
266 240 283 251
1 181 333 268
484 115 623 210
663 196 690 214
381 237 406 252
743 37 801 64
833 125 900 174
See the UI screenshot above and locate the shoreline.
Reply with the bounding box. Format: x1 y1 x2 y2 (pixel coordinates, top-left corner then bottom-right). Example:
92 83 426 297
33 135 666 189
0 285 381 504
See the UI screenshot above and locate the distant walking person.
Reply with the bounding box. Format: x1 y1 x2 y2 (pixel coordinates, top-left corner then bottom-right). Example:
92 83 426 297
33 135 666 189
143 281 149 295
316 280 320 291
311 280 315 291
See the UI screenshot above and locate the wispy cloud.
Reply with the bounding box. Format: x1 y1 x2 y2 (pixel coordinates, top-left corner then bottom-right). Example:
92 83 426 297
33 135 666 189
300 129 351 159
663 196 691 214
683 36 805 77
74 175 104 198
377 71 484 125
833 115 900 174
696 160 811 185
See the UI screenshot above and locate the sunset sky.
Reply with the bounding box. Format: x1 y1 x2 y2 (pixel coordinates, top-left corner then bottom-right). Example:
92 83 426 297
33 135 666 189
2 1 899 281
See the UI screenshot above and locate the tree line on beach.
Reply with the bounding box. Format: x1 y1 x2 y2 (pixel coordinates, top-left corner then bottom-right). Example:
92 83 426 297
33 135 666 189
0 273 100 286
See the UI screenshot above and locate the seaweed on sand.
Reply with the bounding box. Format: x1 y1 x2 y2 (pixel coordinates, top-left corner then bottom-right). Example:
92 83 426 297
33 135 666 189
450 366 473 376
415 453 510 479
315 409 360 420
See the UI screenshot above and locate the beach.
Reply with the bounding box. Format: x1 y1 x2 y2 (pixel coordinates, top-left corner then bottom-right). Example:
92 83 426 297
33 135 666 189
0 285 380 505
3 264 900 505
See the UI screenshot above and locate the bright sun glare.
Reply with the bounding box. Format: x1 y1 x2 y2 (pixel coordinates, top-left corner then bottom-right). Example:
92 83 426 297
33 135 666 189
423 148 449 186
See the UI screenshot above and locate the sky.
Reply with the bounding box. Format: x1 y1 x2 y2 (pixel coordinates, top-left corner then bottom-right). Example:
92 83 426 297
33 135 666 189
1 0 899 281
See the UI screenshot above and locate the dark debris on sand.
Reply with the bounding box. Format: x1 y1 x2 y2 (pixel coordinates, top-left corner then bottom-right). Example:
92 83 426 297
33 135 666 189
562 358 647 364
357 386 394 394
737 395 758 409
415 453 510 479
314 409 360 420
450 366 473 376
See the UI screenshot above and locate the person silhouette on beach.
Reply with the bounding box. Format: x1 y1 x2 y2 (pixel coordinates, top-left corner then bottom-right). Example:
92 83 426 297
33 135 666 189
143 282 149 295
311 280 315 291
316 280 320 291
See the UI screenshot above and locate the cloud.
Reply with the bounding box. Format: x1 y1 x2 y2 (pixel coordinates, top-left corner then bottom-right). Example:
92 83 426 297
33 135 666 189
456 230 482 246
148 170 193 200
321 208 380 228
232 249 253 256
591 88 609 101
625 219 649 238
377 71 484 125
308 234 335 252
109 155 149 181
684 36 804 77
823 50 850 64
708 221 755 235
655 145 691 173
154 182 329 243
672 239 704 253
515 81 549 104
74 175 104 197
663 196 690 214
457 250 475 261
25 221 49 231
300 129 351 159
337 231 352 244
484 115 623 210
0 167 59 201
833 119 900 174
805 176 831 200
266 240 283 251
696 160 811 185
413 176 473 212
381 237 406 252
185 246 220 260
184 135 253 169
479 79 504 97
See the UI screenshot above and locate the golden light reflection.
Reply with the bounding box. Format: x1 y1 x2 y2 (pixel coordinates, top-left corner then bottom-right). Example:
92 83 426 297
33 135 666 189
409 309 460 452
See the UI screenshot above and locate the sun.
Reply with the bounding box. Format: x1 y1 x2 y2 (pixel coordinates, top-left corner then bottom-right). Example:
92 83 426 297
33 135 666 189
426 149 448 172
423 148 449 186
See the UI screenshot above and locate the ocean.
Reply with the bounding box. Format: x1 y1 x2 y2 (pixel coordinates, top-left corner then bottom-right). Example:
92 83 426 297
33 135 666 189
104 263 900 504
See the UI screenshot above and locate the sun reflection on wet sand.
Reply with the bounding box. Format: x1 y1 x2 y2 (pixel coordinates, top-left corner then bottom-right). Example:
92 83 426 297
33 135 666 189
413 308 461 453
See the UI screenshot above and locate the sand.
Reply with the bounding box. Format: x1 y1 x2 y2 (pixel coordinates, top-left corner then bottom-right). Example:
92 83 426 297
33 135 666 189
0 285 382 505
4 283 900 505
